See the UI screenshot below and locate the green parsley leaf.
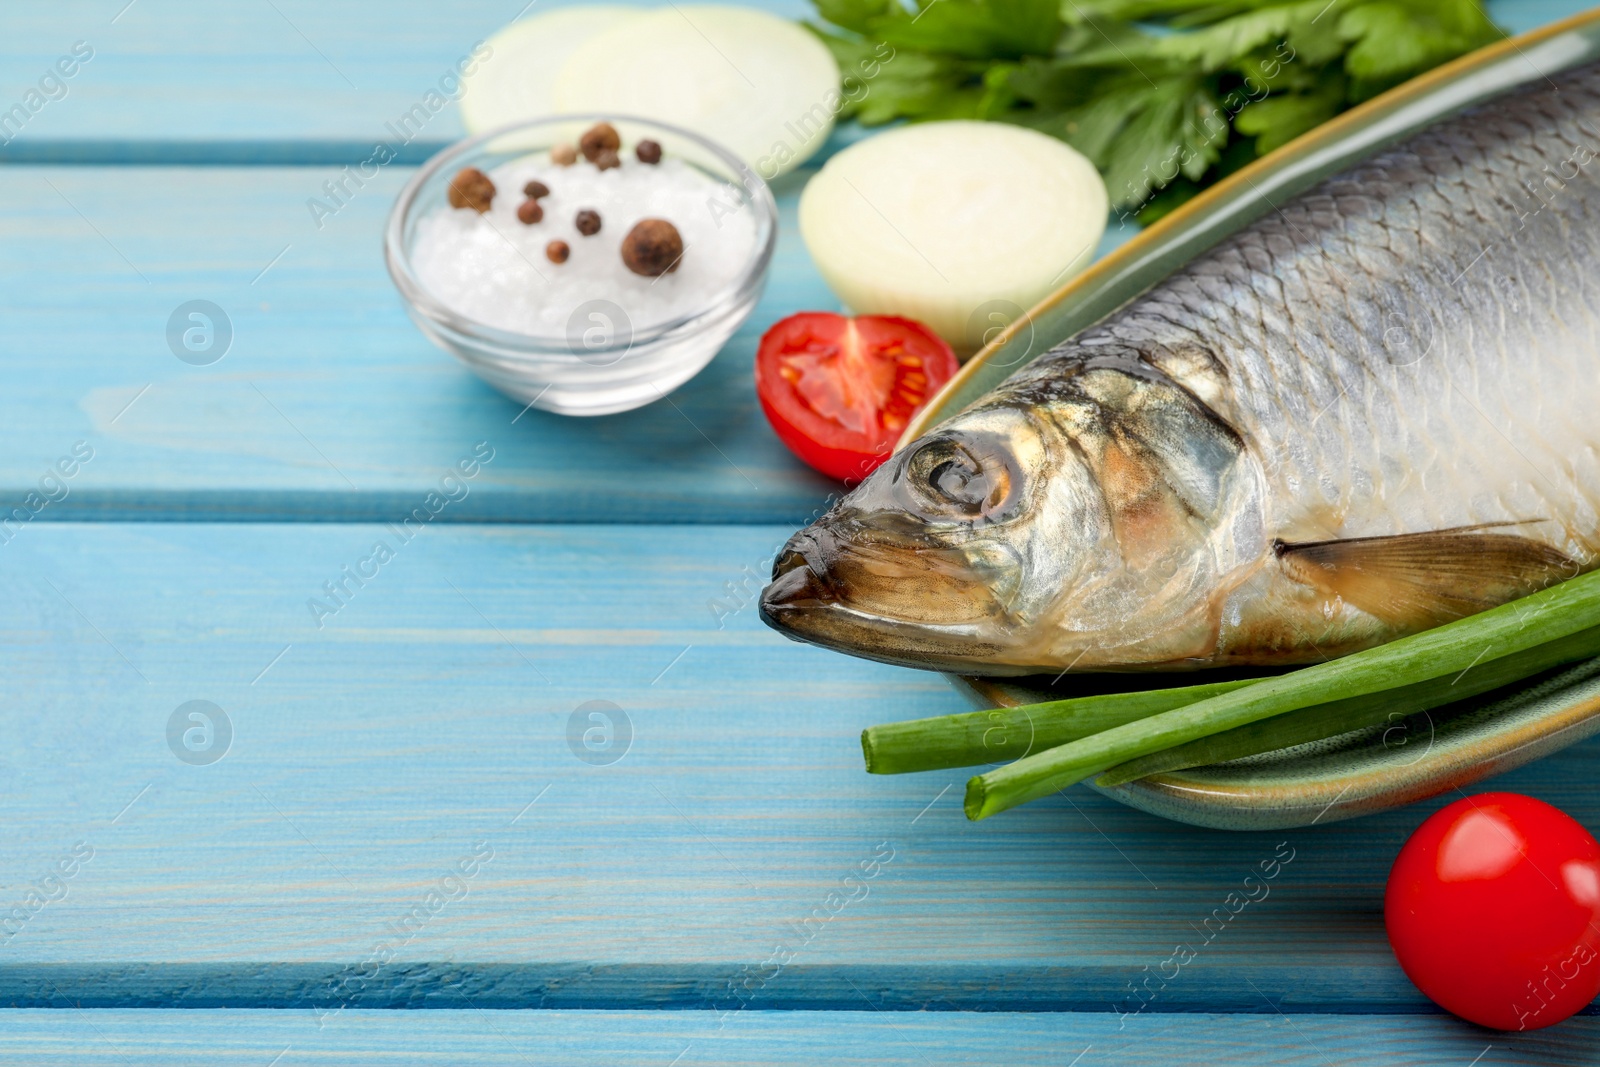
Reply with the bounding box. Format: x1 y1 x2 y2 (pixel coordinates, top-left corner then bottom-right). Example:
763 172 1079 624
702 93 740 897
1141 0 1325 71
810 0 902 35
807 0 1504 213
808 24 986 123
1339 0 1504 98
872 0 1063 61
1234 66 1344 153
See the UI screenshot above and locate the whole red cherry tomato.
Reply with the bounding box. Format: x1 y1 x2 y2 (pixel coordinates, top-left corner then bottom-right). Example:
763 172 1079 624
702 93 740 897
1385 792 1600 1030
755 312 960 482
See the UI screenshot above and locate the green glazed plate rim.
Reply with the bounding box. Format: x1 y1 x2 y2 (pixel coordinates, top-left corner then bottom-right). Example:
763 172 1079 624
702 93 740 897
900 9 1600 830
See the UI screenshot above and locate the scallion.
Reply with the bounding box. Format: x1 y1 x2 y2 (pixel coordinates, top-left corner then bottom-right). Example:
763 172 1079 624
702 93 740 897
1096 623 1600 786
964 569 1600 820
862 678 1259 775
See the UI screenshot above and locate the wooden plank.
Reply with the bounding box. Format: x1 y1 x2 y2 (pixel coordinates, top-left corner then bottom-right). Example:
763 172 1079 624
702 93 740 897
0 1010 1595 1067
0 164 1133 522
0 162 836 523
2 521 1598 1012
0 2 1576 154
0 0 811 154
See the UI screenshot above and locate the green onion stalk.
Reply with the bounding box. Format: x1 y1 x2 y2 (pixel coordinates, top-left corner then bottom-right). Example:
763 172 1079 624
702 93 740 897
962 570 1600 820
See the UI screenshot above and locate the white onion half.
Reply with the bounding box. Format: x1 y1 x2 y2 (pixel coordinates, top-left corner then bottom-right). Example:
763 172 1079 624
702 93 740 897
553 5 841 177
461 6 642 134
798 121 1110 352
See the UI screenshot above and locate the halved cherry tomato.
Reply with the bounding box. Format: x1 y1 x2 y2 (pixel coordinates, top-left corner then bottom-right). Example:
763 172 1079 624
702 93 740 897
755 312 959 482
1385 792 1600 1030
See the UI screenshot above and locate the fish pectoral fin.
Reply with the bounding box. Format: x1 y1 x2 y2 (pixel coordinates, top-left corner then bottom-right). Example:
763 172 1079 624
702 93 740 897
1274 526 1577 629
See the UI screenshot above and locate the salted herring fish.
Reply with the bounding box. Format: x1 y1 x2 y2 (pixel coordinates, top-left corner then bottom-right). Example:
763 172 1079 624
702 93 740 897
762 60 1600 677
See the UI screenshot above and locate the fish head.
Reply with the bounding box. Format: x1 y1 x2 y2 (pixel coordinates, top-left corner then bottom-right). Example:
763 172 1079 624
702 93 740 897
762 401 1077 671
760 347 1263 674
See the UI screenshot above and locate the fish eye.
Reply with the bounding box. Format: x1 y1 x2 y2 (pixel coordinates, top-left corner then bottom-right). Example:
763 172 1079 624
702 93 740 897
904 436 1014 519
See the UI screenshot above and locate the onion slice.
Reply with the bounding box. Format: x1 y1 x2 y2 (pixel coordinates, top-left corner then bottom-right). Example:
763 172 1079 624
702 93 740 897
553 5 840 177
798 121 1109 351
461 6 642 134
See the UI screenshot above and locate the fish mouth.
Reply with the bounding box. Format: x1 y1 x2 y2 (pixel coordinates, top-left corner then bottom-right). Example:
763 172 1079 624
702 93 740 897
759 528 1015 674
759 557 827 618
758 532 838 625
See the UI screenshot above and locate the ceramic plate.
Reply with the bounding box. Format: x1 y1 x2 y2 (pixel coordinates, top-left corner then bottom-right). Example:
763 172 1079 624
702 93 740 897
900 10 1600 830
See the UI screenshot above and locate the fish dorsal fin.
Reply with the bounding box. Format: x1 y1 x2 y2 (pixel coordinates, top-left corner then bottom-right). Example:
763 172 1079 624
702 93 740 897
1275 524 1577 629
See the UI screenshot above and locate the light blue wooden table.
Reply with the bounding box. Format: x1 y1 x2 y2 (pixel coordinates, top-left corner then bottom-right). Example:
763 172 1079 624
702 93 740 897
2 1 1597 1062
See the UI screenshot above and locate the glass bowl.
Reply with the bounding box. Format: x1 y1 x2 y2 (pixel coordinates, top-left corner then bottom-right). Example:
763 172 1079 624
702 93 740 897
385 114 778 416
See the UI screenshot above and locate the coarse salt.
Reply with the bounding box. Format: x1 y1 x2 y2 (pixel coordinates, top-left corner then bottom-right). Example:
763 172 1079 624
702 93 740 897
413 154 758 337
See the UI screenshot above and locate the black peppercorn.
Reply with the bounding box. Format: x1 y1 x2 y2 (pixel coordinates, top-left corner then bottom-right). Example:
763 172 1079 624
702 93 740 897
523 180 550 200
621 219 684 277
575 209 602 237
635 139 663 165
447 167 495 213
579 122 621 163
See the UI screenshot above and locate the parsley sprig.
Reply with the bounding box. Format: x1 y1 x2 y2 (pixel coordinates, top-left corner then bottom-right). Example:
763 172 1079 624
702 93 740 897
809 0 1504 220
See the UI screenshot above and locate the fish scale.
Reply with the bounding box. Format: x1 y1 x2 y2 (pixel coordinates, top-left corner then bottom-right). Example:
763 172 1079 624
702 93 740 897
1078 64 1600 559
